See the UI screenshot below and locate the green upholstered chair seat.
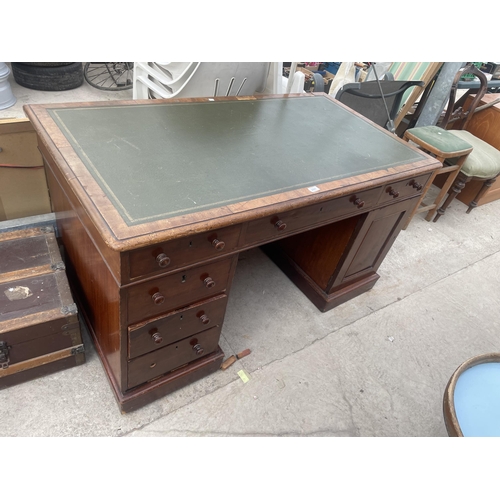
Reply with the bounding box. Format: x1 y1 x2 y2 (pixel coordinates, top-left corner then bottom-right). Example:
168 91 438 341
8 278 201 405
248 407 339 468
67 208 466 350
403 64 499 222
406 125 473 155
448 130 500 179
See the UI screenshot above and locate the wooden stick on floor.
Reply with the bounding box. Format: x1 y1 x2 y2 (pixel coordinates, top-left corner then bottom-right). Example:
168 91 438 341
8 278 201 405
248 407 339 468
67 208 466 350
221 349 251 370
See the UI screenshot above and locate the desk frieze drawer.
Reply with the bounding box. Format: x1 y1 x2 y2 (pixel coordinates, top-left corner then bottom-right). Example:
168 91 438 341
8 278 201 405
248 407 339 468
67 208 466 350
379 173 431 204
128 294 228 359
242 187 381 246
126 256 236 325
127 325 222 389
127 225 242 281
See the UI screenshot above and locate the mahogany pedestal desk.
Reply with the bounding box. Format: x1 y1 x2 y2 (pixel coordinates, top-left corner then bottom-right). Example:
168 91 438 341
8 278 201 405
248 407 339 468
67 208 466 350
24 94 440 412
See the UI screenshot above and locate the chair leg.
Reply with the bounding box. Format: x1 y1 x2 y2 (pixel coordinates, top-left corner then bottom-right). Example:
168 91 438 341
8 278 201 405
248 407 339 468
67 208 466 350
424 167 461 221
428 152 471 220
433 172 469 222
466 175 499 214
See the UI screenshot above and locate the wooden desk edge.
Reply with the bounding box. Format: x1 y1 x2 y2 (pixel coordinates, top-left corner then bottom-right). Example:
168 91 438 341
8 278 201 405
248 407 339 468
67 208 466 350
24 98 441 253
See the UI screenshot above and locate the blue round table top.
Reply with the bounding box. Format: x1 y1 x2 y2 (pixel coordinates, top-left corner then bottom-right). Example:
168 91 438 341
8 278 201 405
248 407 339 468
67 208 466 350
454 361 500 437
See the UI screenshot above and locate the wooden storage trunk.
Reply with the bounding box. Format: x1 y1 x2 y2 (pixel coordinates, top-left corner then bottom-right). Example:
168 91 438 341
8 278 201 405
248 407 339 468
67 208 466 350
0 226 84 389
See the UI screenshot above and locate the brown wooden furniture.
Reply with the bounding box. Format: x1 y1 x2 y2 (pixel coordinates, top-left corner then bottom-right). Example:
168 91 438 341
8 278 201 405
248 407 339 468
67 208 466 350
0 118 52 221
392 62 443 129
447 93 500 207
24 94 440 412
434 65 500 219
402 64 500 222
0 227 85 388
402 126 473 228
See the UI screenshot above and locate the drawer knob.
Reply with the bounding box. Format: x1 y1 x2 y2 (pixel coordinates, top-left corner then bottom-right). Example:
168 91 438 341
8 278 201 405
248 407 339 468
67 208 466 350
198 313 210 325
387 187 400 198
151 292 165 305
192 343 204 356
274 219 287 231
156 253 171 268
204 277 216 288
409 180 423 191
211 238 225 251
150 328 163 344
351 196 365 208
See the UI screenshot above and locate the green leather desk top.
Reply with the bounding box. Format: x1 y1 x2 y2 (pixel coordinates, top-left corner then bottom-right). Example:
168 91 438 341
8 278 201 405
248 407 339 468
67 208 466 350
47 96 426 227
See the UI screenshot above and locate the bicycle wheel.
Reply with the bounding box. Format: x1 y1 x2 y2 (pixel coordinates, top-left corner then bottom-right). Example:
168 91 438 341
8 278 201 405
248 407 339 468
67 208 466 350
84 63 134 91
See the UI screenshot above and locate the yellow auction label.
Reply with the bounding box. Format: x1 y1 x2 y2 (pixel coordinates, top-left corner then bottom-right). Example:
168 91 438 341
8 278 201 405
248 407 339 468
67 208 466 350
237 369 250 383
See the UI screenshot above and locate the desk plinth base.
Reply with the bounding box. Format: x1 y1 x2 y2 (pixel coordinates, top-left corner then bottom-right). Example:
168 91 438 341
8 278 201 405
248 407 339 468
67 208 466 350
116 348 225 414
263 245 379 312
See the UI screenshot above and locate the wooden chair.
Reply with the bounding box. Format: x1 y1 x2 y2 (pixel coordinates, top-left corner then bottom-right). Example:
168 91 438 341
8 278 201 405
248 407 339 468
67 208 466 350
403 63 500 225
402 126 473 228
385 62 443 129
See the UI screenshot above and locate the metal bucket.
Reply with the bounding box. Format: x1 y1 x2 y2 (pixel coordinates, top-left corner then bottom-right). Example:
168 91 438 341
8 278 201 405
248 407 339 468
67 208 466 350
0 63 17 110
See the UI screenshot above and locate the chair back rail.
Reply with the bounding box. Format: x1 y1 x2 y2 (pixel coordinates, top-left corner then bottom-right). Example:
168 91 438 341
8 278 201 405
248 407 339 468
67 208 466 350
442 63 488 130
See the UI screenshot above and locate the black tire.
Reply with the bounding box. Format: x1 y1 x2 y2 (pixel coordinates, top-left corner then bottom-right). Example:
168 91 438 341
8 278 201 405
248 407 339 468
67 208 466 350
11 62 84 91
17 63 74 67
312 73 324 93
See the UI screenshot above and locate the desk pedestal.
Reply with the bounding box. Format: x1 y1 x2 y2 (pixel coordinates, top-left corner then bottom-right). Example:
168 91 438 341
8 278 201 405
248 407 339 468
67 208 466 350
265 197 416 312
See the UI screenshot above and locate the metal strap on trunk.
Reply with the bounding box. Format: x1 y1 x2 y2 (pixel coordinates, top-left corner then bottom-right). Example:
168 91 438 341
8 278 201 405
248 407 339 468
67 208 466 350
0 344 84 377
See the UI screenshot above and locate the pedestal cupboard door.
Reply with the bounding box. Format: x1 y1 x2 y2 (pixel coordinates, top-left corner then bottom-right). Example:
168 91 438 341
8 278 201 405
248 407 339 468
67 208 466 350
332 197 416 287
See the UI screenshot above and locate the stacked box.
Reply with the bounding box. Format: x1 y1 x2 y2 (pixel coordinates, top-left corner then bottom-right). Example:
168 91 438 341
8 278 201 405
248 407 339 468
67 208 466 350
0 227 84 388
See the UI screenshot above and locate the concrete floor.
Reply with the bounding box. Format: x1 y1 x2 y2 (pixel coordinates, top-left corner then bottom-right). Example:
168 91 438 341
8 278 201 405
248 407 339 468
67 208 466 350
1 65 499 438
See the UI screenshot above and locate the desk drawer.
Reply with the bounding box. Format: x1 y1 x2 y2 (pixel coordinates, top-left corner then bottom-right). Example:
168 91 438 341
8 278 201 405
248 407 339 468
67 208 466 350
379 173 431 204
242 187 381 246
127 225 241 281
127 325 221 389
125 256 236 325
128 294 228 359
